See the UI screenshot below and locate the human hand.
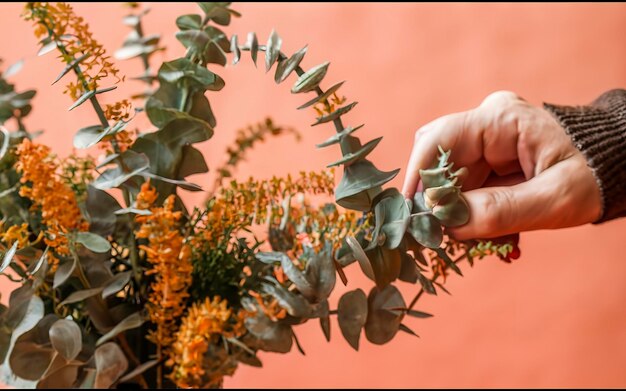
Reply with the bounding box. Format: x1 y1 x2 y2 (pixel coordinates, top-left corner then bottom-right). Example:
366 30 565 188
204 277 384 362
401 91 603 240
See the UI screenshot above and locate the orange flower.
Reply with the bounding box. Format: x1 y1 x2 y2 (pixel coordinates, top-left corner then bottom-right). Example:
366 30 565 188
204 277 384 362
15 139 89 260
248 290 287 322
104 99 132 122
23 2 124 100
135 180 192 351
1 223 30 249
167 296 248 389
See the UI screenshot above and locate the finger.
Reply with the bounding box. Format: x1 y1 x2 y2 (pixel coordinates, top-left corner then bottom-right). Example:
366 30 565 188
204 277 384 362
447 157 599 240
481 171 526 188
460 159 492 191
401 111 482 199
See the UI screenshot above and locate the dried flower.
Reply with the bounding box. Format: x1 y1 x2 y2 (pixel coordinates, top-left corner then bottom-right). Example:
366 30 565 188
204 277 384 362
248 290 287 322
23 2 124 100
15 139 89 259
1 223 30 249
167 296 247 389
104 99 132 122
136 180 193 350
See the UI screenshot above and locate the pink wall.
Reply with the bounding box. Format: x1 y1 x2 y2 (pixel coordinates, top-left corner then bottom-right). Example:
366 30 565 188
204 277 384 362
2 2 626 388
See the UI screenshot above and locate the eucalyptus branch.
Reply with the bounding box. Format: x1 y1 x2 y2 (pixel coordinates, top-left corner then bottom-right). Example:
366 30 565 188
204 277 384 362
42 25 142 287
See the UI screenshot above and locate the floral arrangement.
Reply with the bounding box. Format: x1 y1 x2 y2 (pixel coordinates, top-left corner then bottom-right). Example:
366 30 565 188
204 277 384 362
0 2 520 389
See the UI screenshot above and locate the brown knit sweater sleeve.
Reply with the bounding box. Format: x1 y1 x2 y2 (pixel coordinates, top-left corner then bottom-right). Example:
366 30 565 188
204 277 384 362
543 88 626 224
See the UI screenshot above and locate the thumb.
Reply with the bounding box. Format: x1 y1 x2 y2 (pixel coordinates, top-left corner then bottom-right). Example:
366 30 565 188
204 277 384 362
447 159 595 240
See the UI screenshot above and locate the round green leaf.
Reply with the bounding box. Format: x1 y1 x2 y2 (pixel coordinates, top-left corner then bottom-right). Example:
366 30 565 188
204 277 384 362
94 342 128 389
364 285 405 345
75 232 111 253
407 212 442 249
337 289 368 350
291 61 329 93
49 319 82 360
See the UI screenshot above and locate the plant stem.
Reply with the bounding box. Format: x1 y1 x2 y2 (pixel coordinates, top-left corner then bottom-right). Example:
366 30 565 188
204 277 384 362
118 334 149 389
407 252 468 312
45 27 142 288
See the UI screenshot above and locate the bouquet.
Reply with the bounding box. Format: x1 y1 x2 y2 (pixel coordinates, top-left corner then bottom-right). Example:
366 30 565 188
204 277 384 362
0 2 520 389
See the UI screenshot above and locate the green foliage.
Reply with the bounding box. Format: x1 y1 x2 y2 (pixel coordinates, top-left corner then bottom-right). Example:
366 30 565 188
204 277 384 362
0 2 522 390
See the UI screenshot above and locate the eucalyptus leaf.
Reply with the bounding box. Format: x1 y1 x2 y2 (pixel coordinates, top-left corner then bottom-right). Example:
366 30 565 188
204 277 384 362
364 285 405 345
53 258 77 289
327 137 381 168
303 250 336 302
4 59 24 78
265 29 282 72
432 195 470 227
337 289 368 351
94 342 128 389
68 89 96 111
261 283 312 318
85 186 121 236
52 52 91 85
197 2 236 26
38 40 58 56
158 58 221 90
398 252 418 283
175 29 209 52
256 252 315 299
117 360 158 384
201 26 230 66
96 312 144 346
176 14 202 30
92 151 150 190
407 212 442 249
419 166 448 189
0 125 10 160
101 271 132 299
246 32 258 66
73 125 108 149
230 34 241 65
140 172 203 192
113 207 152 216
406 309 433 318
298 80 344 110
75 232 111 253
242 298 293 353
95 86 117 95
36 363 79 389
312 102 358 126
320 316 331 342
374 189 411 250
8 342 55 381
365 245 402 290
275 45 307 84
316 124 363 149
398 323 420 338
435 248 463 276
291 61 329 93
335 160 399 211
0 241 18 274
177 145 209 178
27 247 48 276
345 236 374 280
114 44 156 60
49 318 82 360
59 288 104 306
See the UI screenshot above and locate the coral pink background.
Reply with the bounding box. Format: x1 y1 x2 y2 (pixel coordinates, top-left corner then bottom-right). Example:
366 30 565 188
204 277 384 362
2 2 626 388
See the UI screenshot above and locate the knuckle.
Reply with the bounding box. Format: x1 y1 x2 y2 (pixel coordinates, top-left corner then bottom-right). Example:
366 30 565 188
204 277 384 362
482 90 520 107
414 124 429 142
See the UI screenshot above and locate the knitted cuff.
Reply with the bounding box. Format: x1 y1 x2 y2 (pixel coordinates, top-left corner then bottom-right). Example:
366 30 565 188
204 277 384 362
543 88 626 224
